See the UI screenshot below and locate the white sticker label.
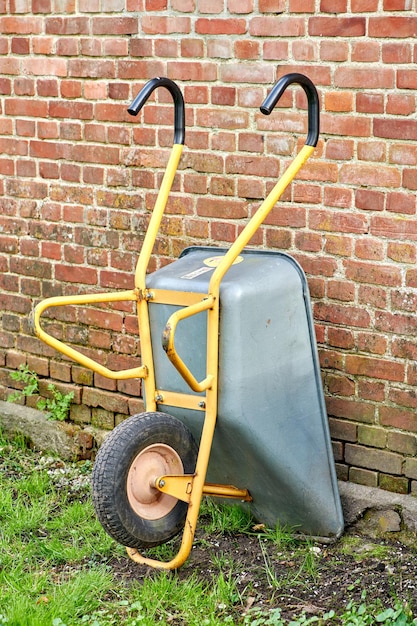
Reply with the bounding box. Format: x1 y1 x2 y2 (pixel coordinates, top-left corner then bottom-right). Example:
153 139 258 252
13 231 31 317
181 266 214 280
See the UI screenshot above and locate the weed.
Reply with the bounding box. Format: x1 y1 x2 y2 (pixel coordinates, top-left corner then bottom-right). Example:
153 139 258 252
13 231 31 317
7 364 39 402
256 523 299 550
37 384 74 422
7 366 73 421
200 498 254 535
339 536 390 562
339 592 417 626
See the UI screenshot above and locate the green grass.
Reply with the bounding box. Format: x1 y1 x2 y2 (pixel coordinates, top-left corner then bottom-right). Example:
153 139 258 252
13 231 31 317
1 430 416 625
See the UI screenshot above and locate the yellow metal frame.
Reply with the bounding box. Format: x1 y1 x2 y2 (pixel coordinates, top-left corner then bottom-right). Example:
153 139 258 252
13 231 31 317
34 76 317 570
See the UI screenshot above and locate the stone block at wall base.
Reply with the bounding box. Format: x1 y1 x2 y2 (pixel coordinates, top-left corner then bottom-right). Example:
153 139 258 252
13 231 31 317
0 399 108 460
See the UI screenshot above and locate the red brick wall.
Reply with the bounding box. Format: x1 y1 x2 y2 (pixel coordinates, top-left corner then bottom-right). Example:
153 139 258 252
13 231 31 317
1 3 417 493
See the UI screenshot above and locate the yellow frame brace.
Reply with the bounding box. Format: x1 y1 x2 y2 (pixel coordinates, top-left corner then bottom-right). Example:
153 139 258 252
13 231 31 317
34 74 318 570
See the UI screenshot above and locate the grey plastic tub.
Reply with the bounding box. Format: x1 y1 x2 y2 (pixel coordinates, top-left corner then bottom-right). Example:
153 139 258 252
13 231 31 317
146 246 344 540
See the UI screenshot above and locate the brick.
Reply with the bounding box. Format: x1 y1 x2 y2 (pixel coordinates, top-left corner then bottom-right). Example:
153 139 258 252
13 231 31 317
403 169 417 191
388 242 416 264
349 467 378 488
327 327 355 350
326 397 375 423
391 290 417 314
344 162 401 188
308 16 365 37
387 94 415 117
354 238 384 261
379 474 409 495
351 0 377 8
355 189 384 212
346 354 405 382
327 279 355 301
250 17 305 37
335 464 349 481
167 61 217 82
49 100 93 120
221 63 274 84
356 91 384 113
1 16 43 33
357 141 386 163
92 17 138 35
289 0 315 9
45 16 89 34
294 254 337 277
68 59 115 79
234 39 260 60
320 40 349 61
383 42 412 65
91 407 115 429
389 147 416 175
196 197 247 219
320 0 347 11
263 40 289 61
389 386 417 410
336 67 394 90
321 113 371 137
310 208 368 234
357 332 388 356
231 0 256 15
196 17 246 34
324 186 353 209
332 442 344 463
324 91 353 113
349 467 378 487
329 417 357 442
404 458 417 480
358 425 387 449
259 0 285 9
141 15 191 34
371 215 417 241
376 310 417 336
83 386 129 414
345 443 403 475
351 41 380 63
39 379 81 404
369 16 417 38
358 379 385 402
378 119 417 142
10 256 52 279
387 432 417 456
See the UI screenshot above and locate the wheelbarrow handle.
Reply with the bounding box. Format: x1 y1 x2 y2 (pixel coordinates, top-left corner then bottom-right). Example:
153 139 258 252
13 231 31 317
128 76 185 145
260 72 319 147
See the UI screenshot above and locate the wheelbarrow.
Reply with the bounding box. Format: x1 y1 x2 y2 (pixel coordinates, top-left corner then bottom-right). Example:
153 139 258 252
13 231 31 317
34 73 344 570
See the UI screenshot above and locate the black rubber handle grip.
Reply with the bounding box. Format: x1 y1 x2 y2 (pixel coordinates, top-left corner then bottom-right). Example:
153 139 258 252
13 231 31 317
128 77 185 145
260 73 320 147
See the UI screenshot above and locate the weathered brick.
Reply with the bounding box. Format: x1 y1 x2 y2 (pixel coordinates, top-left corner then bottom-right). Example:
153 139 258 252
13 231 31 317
379 474 409 495
345 443 403 475
346 354 405 383
349 467 378 488
309 16 365 37
380 405 417 432
329 416 357 441
326 397 375 423
358 425 387 449
387 432 417 456
83 387 129 414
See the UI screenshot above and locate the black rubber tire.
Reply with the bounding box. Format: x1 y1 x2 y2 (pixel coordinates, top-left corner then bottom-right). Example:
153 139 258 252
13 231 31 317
91 411 198 549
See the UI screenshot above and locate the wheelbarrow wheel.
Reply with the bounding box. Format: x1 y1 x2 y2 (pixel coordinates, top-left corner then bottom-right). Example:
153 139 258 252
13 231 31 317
91 411 198 549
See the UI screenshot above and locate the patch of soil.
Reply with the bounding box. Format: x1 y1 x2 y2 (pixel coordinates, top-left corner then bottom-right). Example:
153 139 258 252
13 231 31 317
105 525 417 621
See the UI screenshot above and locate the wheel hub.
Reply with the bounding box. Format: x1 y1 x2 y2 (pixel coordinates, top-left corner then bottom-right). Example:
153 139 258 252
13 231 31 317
127 443 184 520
